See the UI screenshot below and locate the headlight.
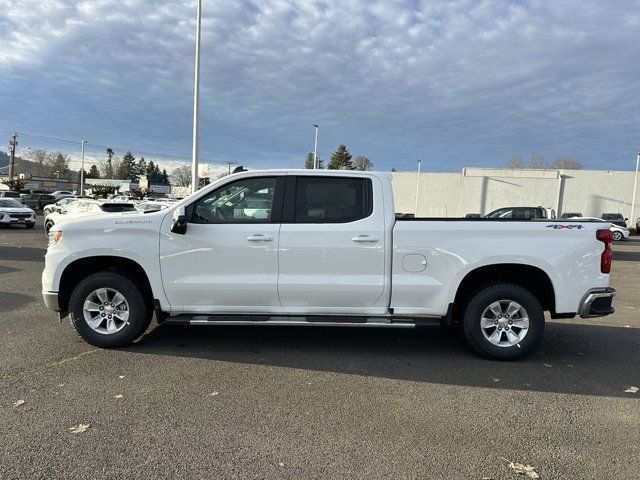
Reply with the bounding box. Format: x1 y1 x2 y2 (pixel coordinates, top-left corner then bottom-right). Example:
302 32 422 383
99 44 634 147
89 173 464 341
48 230 63 246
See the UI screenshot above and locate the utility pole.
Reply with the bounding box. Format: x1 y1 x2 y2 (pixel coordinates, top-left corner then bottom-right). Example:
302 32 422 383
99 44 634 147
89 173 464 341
227 160 237 175
190 0 202 194
630 152 639 230
8 133 17 179
414 160 422 216
80 140 87 196
312 124 319 169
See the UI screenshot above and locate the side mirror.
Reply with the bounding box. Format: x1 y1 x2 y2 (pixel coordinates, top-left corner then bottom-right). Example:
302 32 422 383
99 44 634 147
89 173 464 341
171 206 188 234
624 218 628 221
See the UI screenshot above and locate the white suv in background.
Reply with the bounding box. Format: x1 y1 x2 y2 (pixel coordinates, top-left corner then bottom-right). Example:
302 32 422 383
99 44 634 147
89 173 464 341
0 198 36 228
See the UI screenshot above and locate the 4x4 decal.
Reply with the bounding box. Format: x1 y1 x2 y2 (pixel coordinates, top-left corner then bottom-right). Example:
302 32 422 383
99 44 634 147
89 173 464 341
546 224 584 229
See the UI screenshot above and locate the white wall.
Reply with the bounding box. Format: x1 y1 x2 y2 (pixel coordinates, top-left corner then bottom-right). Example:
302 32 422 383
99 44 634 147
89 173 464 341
392 168 639 220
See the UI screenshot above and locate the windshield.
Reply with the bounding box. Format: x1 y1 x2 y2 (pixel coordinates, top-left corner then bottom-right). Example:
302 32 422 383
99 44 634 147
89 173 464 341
101 203 136 213
602 213 623 220
0 198 23 208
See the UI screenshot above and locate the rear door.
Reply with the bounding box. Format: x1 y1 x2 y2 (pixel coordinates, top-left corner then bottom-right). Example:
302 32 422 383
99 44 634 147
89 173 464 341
277 175 387 314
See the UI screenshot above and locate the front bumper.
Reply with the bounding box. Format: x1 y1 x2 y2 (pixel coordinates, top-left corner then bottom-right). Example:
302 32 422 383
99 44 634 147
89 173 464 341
0 215 35 224
579 288 616 318
42 291 60 311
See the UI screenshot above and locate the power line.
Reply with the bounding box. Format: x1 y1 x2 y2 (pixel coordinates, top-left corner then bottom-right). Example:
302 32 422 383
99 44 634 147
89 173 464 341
1 130 218 164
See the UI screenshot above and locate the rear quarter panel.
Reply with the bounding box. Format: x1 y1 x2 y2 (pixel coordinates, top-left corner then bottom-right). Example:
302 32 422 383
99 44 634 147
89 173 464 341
391 220 609 316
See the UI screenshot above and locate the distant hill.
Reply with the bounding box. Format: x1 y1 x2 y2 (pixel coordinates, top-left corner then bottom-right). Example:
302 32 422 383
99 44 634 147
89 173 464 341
0 153 79 181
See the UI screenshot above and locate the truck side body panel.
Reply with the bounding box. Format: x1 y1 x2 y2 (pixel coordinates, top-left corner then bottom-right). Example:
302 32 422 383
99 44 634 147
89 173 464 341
391 220 608 316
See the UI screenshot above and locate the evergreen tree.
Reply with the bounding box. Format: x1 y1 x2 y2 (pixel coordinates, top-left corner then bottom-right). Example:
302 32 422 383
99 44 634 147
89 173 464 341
87 164 100 178
49 152 71 178
117 151 137 180
160 168 169 183
102 147 116 178
146 160 158 181
136 157 147 179
327 144 353 170
304 152 324 169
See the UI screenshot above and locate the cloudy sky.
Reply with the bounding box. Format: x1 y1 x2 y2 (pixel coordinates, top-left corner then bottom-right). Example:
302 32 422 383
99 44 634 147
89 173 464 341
1 0 639 172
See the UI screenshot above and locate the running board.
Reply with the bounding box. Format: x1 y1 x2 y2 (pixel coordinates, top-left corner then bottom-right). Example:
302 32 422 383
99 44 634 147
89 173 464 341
164 314 441 328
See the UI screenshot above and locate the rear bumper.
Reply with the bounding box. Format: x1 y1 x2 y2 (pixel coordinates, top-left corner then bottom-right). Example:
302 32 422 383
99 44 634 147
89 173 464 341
579 288 615 318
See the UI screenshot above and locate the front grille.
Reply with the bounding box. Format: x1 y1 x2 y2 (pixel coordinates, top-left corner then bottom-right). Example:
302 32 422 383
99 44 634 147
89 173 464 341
9 213 31 219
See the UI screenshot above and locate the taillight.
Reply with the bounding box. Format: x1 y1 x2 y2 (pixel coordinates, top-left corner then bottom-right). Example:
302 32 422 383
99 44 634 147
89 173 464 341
596 229 612 274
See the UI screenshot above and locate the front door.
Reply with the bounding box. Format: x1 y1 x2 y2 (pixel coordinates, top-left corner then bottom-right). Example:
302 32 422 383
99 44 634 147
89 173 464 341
160 176 284 314
277 175 387 314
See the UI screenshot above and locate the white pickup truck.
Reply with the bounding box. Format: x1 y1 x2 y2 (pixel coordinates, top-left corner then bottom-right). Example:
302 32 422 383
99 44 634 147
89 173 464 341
42 170 616 360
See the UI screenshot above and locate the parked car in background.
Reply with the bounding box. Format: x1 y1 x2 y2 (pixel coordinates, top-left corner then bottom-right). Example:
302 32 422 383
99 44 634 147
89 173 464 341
0 198 36 228
484 206 556 219
0 191 21 198
43 197 79 216
52 191 74 199
22 193 56 210
112 195 139 202
601 213 627 228
44 200 137 233
135 201 170 213
564 215 629 241
560 212 582 218
464 213 481 218
636 218 639 234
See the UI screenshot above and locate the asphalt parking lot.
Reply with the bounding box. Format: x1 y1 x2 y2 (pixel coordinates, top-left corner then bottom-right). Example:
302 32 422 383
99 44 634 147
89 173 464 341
1 217 638 479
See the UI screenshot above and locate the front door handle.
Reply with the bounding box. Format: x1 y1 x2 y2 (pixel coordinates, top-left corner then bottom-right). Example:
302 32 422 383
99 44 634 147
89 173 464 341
246 234 273 242
352 235 379 243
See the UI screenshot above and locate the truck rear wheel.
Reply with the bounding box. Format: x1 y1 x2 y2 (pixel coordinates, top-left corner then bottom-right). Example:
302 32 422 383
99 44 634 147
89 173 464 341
68 271 152 348
462 283 544 360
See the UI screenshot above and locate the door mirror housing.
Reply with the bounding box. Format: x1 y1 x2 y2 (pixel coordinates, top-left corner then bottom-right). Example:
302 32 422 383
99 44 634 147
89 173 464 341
171 206 188 234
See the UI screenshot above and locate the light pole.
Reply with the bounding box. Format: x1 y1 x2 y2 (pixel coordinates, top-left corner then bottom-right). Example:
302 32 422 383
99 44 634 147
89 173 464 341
312 124 319 169
190 0 202 194
630 152 639 230
80 140 87 196
414 160 422 216
8 133 17 179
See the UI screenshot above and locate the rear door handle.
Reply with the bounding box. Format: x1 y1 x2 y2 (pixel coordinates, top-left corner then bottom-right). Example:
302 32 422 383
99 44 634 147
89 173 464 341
352 235 379 243
246 234 273 242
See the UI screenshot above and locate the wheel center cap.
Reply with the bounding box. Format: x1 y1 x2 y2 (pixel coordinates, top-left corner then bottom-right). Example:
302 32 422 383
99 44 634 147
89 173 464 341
498 318 509 327
104 305 115 315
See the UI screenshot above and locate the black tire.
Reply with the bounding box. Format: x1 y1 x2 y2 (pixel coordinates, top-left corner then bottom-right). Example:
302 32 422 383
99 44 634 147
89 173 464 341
612 231 623 241
68 271 152 348
462 283 544 360
45 221 54 234
25 223 35 229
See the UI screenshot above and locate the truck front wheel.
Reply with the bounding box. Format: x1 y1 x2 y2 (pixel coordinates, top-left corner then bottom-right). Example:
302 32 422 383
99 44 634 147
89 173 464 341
68 271 152 348
462 283 544 360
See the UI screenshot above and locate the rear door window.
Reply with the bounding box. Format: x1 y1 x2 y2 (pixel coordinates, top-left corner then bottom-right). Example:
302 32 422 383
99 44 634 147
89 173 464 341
293 177 372 223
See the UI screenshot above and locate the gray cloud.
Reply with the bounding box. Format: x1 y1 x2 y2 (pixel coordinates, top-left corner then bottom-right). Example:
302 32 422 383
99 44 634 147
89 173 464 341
0 0 639 171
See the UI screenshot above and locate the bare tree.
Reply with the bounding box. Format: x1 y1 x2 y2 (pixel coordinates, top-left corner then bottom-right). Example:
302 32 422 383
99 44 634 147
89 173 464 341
353 156 373 171
30 149 49 177
529 154 547 169
507 156 524 169
171 166 192 187
552 156 582 170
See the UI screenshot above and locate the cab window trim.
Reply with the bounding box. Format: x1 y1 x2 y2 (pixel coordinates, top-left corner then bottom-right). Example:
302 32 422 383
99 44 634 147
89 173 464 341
187 176 285 225
282 176 373 224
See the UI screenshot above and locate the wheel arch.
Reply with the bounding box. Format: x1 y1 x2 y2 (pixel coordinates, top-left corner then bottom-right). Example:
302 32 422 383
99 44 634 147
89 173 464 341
58 256 154 315
450 263 556 325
